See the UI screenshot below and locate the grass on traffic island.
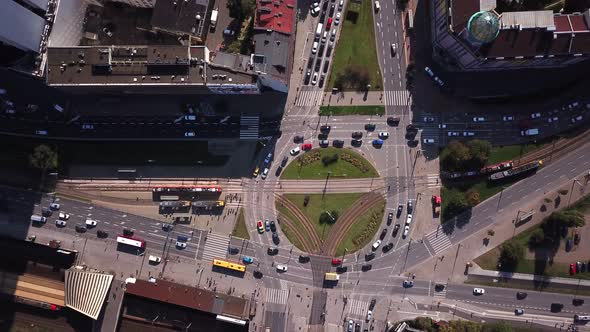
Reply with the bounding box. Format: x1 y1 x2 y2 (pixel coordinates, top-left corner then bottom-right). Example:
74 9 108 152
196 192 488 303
275 202 308 251
319 105 385 116
282 193 363 243
231 208 250 240
334 198 385 256
327 0 382 91
474 193 590 280
281 147 379 180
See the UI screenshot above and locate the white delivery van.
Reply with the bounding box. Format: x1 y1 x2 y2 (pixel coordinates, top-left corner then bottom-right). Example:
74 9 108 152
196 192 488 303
374 0 380 11
521 128 539 136
31 215 47 223
315 23 323 40
149 255 162 264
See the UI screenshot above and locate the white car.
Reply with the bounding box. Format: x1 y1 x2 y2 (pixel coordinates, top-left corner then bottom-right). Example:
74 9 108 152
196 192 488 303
572 115 583 123
502 116 514 121
463 132 475 137
290 146 301 155
366 310 373 322
448 132 459 137
548 116 558 123
406 214 412 224
438 124 447 129
311 73 318 85
85 218 97 227
530 112 541 119
176 241 187 249
473 117 485 122
276 264 288 272
423 116 435 122
311 6 320 15
423 138 435 144
424 67 434 77
434 77 444 87
50 203 61 210
335 12 341 25
58 212 70 220
378 132 389 139
473 288 485 295
402 225 410 238
185 131 195 137
347 320 354 332
55 220 67 227
81 124 94 130
391 43 397 56
261 168 269 179
372 239 382 250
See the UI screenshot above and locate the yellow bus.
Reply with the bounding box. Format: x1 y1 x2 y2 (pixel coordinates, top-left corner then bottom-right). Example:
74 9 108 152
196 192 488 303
213 259 246 272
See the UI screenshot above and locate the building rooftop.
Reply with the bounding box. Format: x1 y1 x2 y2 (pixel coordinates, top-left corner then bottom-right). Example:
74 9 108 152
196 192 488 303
252 30 292 80
124 278 250 320
254 0 296 35
151 0 209 41
46 45 256 87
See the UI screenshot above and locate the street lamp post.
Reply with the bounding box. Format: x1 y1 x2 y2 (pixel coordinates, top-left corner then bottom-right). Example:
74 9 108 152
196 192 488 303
341 247 348 264
496 186 507 212
322 171 332 200
567 179 583 207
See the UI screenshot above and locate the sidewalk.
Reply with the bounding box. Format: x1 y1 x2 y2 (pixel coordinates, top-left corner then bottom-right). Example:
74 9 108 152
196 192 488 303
321 91 385 107
409 170 590 283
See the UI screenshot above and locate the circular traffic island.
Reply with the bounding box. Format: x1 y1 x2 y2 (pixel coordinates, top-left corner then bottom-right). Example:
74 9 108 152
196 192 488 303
280 147 379 180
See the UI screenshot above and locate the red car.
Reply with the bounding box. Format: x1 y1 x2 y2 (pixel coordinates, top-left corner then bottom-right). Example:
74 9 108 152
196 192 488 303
331 258 342 265
302 143 313 151
570 263 577 275
326 18 333 29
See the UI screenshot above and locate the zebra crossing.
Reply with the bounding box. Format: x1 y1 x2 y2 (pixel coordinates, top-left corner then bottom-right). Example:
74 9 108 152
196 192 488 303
426 174 441 188
240 116 259 140
433 284 448 298
384 90 411 106
295 90 323 106
266 288 289 305
348 299 368 317
200 232 229 262
425 230 453 255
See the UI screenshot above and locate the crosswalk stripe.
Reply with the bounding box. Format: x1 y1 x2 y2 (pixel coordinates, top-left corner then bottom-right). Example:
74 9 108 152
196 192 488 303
348 299 368 317
384 90 410 106
296 90 323 106
201 232 229 262
425 231 452 254
266 288 289 304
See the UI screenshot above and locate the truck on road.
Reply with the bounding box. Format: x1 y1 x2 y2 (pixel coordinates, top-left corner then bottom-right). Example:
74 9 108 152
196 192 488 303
210 9 218 29
324 272 339 281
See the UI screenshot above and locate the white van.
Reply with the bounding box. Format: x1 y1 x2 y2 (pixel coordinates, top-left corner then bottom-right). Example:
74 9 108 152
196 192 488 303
149 255 162 264
31 215 47 223
315 23 323 40
374 0 380 11
53 104 64 112
312 41 319 54
521 128 539 136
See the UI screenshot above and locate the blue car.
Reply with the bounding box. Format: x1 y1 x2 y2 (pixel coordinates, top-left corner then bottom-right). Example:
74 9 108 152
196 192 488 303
372 139 384 146
243 256 254 264
264 152 273 164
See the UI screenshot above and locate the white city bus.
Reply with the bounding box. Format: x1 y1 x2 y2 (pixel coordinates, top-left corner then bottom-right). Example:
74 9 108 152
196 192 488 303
116 235 146 248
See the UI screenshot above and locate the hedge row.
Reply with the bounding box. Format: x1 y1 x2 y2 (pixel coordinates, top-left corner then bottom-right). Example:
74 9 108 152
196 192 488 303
352 211 381 246
341 153 370 173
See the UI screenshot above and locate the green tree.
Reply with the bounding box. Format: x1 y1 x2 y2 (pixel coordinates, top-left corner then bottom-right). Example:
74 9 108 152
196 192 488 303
528 228 545 247
29 145 58 190
467 139 492 168
411 317 435 331
549 210 586 228
499 240 524 270
319 210 338 224
466 190 481 206
444 191 470 219
440 141 472 172
483 320 513 332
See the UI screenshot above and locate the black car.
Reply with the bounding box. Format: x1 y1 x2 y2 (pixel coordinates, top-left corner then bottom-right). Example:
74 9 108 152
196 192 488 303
228 247 239 254
369 298 376 309
307 56 314 69
281 156 289 167
272 232 280 244
573 298 585 306
304 70 311 85
270 220 277 232
396 204 403 218
387 117 400 126
41 207 52 217
333 139 344 147
336 266 348 273
162 223 173 232
97 230 109 238
315 59 322 72
361 264 372 271
123 228 134 236
323 60 330 73
299 255 310 263
365 252 375 261
407 201 414 214
365 123 376 131
392 224 400 237
294 135 304 143
386 212 393 225
382 243 393 252
268 247 279 255
379 228 388 240
322 1 328 10
551 303 564 312
318 133 328 140
75 224 87 233
320 125 331 133
253 270 263 279
516 292 527 300
275 166 283 177
435 284 445 291
329 4 335 16
406 124 418 132
352 131 363 138
351 139 362 146
355 322 361 332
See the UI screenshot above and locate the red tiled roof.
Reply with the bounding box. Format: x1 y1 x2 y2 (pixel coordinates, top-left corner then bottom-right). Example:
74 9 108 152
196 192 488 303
255 0 296 35
570 14 588 32
554 15 571 32
450 0 480 32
